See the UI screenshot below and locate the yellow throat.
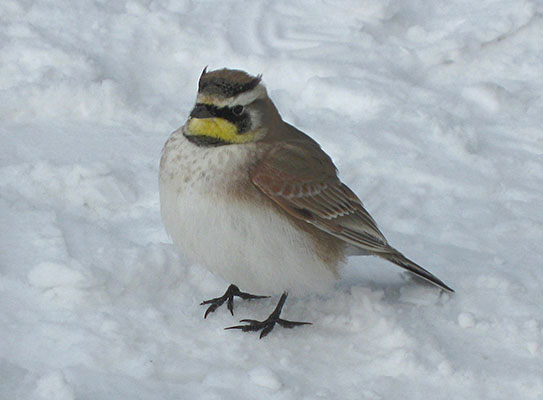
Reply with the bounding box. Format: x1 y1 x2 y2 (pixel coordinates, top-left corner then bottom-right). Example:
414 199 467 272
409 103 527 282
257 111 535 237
186 117 257 144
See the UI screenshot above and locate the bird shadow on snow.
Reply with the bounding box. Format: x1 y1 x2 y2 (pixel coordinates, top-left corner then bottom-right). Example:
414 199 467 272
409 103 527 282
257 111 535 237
336 258 448 303
184 254 452 331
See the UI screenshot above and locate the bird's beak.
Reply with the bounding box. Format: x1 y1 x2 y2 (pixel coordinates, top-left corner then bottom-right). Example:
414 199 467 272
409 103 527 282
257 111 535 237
190 103 213 119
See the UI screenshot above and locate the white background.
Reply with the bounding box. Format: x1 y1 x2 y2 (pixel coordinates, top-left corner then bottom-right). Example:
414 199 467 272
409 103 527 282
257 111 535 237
1 0 542 398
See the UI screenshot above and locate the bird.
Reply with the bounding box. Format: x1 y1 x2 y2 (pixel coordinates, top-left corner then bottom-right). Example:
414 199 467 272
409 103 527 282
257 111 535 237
159 67 453 338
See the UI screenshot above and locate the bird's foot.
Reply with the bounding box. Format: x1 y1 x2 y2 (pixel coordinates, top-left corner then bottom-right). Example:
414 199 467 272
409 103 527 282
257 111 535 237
200 284 269 318
225 292 311 338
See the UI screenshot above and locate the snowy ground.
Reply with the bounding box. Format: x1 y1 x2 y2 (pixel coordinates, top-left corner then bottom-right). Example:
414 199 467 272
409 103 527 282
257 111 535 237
1 0 542 398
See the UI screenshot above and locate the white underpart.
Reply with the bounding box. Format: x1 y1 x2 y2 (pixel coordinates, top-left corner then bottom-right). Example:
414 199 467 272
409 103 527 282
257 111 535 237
159 127 338 295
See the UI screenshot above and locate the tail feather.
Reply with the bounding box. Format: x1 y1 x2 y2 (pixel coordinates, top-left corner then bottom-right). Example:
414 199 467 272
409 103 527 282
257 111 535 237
378 248 454 292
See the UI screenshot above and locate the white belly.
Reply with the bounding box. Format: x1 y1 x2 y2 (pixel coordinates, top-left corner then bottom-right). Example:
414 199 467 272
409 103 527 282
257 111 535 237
159 128 338 295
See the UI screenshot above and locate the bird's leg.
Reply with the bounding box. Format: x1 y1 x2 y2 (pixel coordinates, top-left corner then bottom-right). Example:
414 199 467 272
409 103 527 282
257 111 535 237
225 292 311 338
200 284 269 318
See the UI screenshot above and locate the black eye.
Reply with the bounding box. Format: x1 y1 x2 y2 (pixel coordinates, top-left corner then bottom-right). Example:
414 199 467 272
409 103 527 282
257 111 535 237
232 105 244 116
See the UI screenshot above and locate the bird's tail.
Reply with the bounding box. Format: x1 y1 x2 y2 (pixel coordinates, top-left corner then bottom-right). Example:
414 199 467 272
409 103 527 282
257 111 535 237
377 247 454 292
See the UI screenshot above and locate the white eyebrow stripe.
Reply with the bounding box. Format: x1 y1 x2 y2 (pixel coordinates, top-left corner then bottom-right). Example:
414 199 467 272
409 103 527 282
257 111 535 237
231 85 267 106
196 85 267 108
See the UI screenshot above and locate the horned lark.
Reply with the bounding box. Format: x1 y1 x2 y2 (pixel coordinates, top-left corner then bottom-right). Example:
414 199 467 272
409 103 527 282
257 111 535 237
159 68 453 337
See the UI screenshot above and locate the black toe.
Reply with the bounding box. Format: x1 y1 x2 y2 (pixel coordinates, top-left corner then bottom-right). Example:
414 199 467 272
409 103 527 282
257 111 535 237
225 292 311 338
200 284 269 318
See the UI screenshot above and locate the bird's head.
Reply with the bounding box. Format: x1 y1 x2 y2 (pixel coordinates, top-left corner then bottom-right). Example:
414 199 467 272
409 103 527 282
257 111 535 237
184 67 277 147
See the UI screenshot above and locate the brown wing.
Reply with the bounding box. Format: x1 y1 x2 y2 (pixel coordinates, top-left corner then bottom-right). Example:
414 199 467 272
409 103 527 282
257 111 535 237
251 141 454 292
251 142 388 250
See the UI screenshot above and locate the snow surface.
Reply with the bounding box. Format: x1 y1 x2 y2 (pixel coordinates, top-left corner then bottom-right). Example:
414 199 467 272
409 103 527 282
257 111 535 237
1 0 542 398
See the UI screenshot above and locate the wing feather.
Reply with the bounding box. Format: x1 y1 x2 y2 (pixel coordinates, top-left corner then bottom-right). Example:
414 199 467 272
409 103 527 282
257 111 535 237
251 142 387 247
251 141 453 292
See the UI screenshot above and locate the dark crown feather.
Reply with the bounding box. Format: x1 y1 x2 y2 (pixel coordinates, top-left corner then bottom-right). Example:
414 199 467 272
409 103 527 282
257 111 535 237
198 67 262 97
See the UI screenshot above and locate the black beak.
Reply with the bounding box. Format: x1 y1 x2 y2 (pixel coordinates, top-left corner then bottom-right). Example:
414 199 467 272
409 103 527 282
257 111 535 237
190 103 213 119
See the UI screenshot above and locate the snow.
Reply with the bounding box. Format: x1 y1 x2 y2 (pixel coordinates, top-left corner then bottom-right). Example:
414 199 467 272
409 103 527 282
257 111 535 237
1 0 542 398
34 371 75 400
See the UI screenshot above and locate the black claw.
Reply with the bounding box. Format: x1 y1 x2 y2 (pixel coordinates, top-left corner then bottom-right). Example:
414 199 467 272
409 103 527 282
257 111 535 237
203 304 220 319
225 292 311 338
277 319 312 328
224 319 262 332
227 296 234 316
260 324 274 339
200 284 269 318
238 319 260 324
236 292 269 301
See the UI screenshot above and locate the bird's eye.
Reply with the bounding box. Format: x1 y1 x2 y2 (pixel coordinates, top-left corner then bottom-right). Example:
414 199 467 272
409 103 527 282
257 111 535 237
232 105 244 116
